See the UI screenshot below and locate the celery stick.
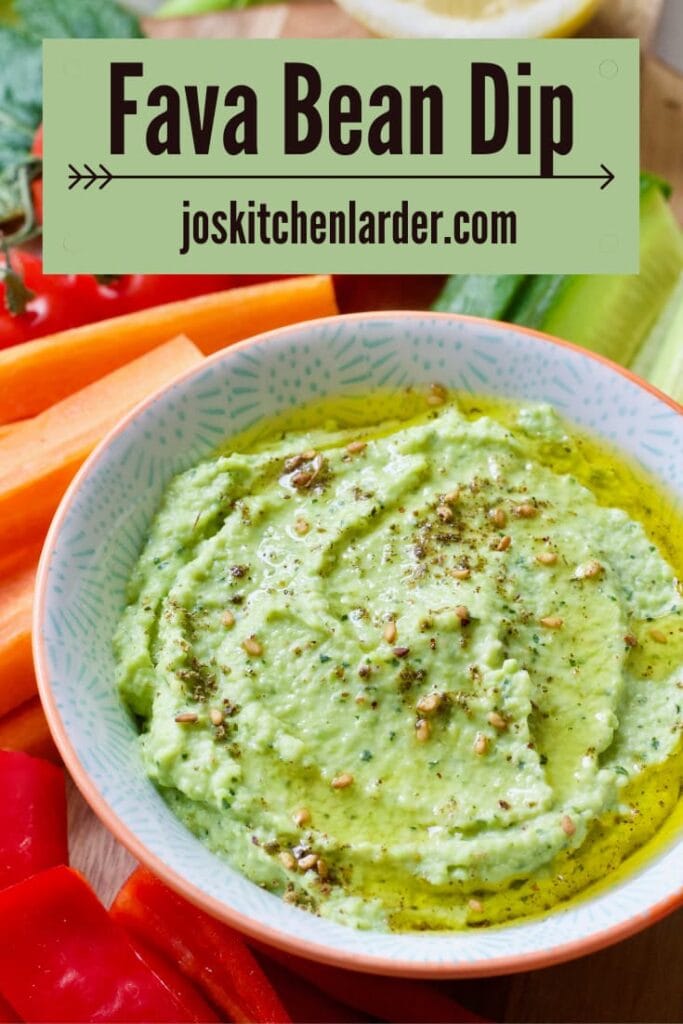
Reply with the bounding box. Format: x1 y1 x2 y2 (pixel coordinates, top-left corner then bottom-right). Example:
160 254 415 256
631 271 683 381
155 0 255 15
507 185 683 367
647 276 683 404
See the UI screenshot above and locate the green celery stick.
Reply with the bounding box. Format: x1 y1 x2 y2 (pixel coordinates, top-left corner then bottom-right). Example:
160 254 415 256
155 0 255 16
631 271 683 381
647 275 683 404
507 181 683 366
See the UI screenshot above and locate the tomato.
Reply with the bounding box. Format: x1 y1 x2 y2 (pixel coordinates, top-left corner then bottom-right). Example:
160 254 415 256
0 247 283 350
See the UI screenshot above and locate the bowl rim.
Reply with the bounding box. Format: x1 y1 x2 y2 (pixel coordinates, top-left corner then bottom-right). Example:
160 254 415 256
33 310 683 978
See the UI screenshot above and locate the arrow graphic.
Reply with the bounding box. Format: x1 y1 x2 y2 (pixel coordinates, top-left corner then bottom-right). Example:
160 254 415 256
68 163 114 190
66 163 616 190
598 163 615 190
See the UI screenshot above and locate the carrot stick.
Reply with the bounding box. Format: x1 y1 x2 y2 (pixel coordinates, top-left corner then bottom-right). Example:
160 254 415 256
0 541 42 581
0 554 38 718
0 335 203 557
0 276 337 424
0 698 59 763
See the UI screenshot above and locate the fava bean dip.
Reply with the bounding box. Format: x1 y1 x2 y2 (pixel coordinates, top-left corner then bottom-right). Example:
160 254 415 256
116 393 683 930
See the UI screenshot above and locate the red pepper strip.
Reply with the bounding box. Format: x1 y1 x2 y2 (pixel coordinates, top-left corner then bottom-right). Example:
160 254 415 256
0 750 67 890
254 945 489 1024
253 953 371 1024
0 993 20 1023
0 866 218 1023
111 867 291 1024
127 936 220 1022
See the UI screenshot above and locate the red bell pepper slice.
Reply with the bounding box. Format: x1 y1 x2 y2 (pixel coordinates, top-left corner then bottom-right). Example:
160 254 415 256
111 867 291 1023
257 946 488 1024
0 750 67 890
253 954 370 1024
0 866 217 1023
128 936 221 1022
0 993 19 1023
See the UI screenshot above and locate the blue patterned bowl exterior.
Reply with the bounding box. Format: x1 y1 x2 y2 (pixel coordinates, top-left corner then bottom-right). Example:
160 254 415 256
35 313 683 976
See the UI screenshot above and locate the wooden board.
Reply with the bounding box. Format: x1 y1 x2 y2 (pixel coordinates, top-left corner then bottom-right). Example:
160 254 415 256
70 2 683 1020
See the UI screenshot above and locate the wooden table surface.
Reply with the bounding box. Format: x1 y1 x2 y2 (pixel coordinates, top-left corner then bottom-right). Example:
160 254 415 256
71 2 683 1021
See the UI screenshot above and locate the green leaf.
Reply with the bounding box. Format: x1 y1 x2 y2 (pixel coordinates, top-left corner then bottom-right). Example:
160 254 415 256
15 0 143 39
0 0 143 231
0 0 18 26
0 26 42 171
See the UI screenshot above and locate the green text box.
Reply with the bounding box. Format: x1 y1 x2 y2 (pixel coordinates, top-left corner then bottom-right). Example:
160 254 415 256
43 39 639 274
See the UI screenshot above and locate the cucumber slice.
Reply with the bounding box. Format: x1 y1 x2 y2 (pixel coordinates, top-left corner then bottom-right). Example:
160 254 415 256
508 183 683 367
431 274 526 318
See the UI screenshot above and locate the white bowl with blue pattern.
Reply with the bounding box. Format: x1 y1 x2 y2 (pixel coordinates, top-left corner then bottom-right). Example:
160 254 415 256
34 312 683 977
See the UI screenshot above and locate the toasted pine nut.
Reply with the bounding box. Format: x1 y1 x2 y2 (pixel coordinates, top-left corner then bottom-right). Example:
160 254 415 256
416 692 442 714
209 708 224 727
243 635 263 656
650 628 667 644
294 808 311 827
427 383 447 406
561 815 576 837
574 559 604 580
540 616 563 629
489 508 506 528
331 773 354 790
298 853 318 871
452 566 471 580
279 851 297 871
415 719 431 742
346 440 367 454
174 712 198 724
473 733 489 756
222 610 235 628
384 620 397 644
536 552 557 566
487 711 507 731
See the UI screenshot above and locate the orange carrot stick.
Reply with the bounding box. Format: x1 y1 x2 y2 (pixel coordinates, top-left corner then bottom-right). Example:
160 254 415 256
0 555 38 718
0 698 59 763
0 276 337 424
0 335 203 556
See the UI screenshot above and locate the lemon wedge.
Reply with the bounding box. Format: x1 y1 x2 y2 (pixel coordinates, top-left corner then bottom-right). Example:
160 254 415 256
335 0 601 38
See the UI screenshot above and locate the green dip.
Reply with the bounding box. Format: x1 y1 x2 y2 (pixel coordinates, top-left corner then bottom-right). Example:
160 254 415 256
115 392 683 931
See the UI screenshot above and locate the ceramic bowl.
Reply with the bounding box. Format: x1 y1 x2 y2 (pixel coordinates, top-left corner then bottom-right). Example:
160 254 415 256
34 312 683 977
